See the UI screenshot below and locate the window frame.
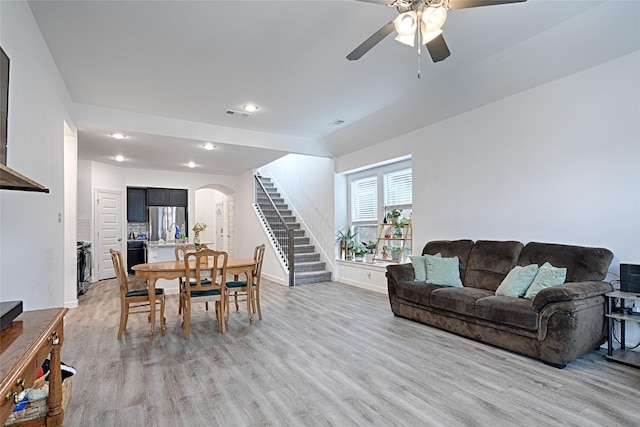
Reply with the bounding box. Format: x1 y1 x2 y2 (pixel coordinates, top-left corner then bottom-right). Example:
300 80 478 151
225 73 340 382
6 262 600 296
347 160 412 246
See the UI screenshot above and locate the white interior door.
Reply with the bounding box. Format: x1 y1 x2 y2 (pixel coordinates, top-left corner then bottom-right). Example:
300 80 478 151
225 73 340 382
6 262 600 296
215 202 224 250
227 198 235 256
97 189 123 280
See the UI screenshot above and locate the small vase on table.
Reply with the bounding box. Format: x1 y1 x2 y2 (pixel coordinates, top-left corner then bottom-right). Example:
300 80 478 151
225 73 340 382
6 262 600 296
194 232 201 251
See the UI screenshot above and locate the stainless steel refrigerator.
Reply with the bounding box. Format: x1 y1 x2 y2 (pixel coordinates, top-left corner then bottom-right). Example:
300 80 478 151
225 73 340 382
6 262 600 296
148 206 187 241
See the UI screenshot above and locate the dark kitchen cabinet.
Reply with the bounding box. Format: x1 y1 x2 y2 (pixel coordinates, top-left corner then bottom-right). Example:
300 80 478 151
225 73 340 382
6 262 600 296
147 187 170 206
127 241 146 275
169 189 188 206
127 187 147 222
147 187 187 206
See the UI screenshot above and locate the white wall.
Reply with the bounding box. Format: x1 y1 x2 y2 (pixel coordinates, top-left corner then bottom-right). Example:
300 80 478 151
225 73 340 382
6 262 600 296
336 51 640 287
194 188 217 246
0 1 77 310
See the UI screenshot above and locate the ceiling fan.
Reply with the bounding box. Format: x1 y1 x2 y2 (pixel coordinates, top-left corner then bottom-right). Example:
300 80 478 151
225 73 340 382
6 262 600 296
347 0 527 65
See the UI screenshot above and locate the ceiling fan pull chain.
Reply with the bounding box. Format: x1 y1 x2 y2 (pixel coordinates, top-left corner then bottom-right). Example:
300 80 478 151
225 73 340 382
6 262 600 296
417 19 422 79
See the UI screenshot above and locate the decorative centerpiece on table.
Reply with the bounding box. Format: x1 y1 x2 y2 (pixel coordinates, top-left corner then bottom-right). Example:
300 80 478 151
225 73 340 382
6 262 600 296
192 222 207 251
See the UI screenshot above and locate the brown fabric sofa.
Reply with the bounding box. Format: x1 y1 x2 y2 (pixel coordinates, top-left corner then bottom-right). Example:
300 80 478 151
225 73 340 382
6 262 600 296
386 240 614 367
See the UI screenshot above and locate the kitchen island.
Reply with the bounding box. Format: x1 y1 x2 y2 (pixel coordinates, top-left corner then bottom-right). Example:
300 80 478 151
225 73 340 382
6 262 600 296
144 240 214 293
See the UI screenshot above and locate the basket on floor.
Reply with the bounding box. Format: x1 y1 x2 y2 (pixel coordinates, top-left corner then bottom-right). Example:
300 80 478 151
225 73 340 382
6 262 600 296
4 376 72 426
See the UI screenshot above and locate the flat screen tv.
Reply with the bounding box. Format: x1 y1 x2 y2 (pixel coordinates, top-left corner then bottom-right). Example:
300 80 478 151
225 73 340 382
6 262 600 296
0 46 8 165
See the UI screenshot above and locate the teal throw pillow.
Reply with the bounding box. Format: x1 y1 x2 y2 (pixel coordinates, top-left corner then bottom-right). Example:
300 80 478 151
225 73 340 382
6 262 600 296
524 262 567 300
495 264 539 298
409 256 427 282
425 254 463 287
409 253 441 282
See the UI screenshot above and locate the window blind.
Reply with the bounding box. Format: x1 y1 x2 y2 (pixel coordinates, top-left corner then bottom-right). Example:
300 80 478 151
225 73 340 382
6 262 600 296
384 168 412 207
351 176 378 221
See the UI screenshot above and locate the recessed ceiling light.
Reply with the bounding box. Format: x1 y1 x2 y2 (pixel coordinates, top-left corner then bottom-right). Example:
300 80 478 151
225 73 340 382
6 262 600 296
243 104 258 113
188 161 196 168
115 155 125 162
111 133 126 140
202 143 216 150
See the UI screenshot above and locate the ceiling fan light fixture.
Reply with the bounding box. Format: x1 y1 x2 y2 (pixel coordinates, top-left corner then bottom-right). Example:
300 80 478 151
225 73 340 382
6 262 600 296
422 6 447 33
394 11 418 47
421 28 442 45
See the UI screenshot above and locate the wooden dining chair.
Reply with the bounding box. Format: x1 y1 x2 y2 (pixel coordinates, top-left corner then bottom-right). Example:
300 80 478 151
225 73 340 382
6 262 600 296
181 249 228 338
226 244 265 322
175 244 209 315
110 249 166 339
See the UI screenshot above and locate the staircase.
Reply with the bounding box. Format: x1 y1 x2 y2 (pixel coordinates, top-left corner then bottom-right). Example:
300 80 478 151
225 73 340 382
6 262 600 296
256 176 331 285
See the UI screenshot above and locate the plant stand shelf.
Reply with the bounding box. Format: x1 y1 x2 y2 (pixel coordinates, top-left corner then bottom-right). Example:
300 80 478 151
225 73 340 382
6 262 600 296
373 217 412 263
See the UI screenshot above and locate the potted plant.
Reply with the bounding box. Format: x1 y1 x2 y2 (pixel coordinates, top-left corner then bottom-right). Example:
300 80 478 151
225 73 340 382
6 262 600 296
352 242 366 262
390 246 403 262
336 228 358 260
386 208 403 224
364 241 377 263
393 218 409 238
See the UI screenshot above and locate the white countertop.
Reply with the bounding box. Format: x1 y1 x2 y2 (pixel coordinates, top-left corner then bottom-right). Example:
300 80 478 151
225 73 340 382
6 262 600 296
146 240 190 247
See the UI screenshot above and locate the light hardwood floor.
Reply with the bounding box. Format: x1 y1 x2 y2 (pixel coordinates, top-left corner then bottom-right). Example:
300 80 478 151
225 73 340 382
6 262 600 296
61 278 640 426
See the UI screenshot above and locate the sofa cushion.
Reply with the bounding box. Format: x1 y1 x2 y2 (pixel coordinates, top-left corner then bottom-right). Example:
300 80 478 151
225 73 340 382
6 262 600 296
396 281 444 307
475 296 539 330
495 264 539 298
430 287 494 316
425 254 463 287
410 253 440 282
524 262 567 300
464 240 524 291
409 256 428 282
517 242 613 282
422 240 474 280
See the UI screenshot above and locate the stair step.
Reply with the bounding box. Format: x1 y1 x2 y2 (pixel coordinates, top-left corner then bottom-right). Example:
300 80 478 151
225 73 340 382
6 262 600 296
258 199 286 207
294 253 320 263
294 244 315 254
294 270 332 285
295 261 326 272
294 236 310 245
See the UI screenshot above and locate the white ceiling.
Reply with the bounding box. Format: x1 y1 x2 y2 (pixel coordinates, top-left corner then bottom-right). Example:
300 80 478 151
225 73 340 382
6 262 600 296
26 0 640 175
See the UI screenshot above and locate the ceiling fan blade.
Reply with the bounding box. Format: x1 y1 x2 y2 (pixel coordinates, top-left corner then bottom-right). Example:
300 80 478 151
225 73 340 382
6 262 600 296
347 21 395 61
425 33 451 63
448 0 526 10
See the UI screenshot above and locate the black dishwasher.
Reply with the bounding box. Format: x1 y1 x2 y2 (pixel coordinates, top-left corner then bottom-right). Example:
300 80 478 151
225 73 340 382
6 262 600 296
127 241 146 274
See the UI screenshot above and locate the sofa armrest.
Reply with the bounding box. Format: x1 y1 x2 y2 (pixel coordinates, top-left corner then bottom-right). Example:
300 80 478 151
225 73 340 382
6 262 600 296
386 263 414 314
386 263 415 284
531 281 613 312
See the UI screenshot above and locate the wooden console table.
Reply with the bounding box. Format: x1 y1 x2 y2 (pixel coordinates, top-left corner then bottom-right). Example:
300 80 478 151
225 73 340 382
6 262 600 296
0 308 68 426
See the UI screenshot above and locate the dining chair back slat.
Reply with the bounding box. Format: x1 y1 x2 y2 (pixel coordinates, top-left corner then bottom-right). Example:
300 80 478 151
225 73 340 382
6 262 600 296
181 249 228 338
226 244 266 322
110 248 165 339
175 244 209 315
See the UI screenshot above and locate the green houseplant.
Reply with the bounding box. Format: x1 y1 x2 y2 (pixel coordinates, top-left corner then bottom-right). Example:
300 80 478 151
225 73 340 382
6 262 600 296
386 209 403 224
364 241 377 263
390 246 403 262
336 228 358 260
352 242 366 262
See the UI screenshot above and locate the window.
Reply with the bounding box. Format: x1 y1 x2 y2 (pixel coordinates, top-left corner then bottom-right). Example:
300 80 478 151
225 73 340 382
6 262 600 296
384 168 412 209
347 160 412 248
351 176 378 222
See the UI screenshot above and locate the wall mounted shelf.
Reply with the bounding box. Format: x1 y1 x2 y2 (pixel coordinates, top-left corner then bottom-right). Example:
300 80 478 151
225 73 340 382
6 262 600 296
0 164 49 193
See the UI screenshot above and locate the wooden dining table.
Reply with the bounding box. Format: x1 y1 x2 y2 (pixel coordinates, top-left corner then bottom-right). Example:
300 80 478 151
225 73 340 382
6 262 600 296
132 257 257 338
